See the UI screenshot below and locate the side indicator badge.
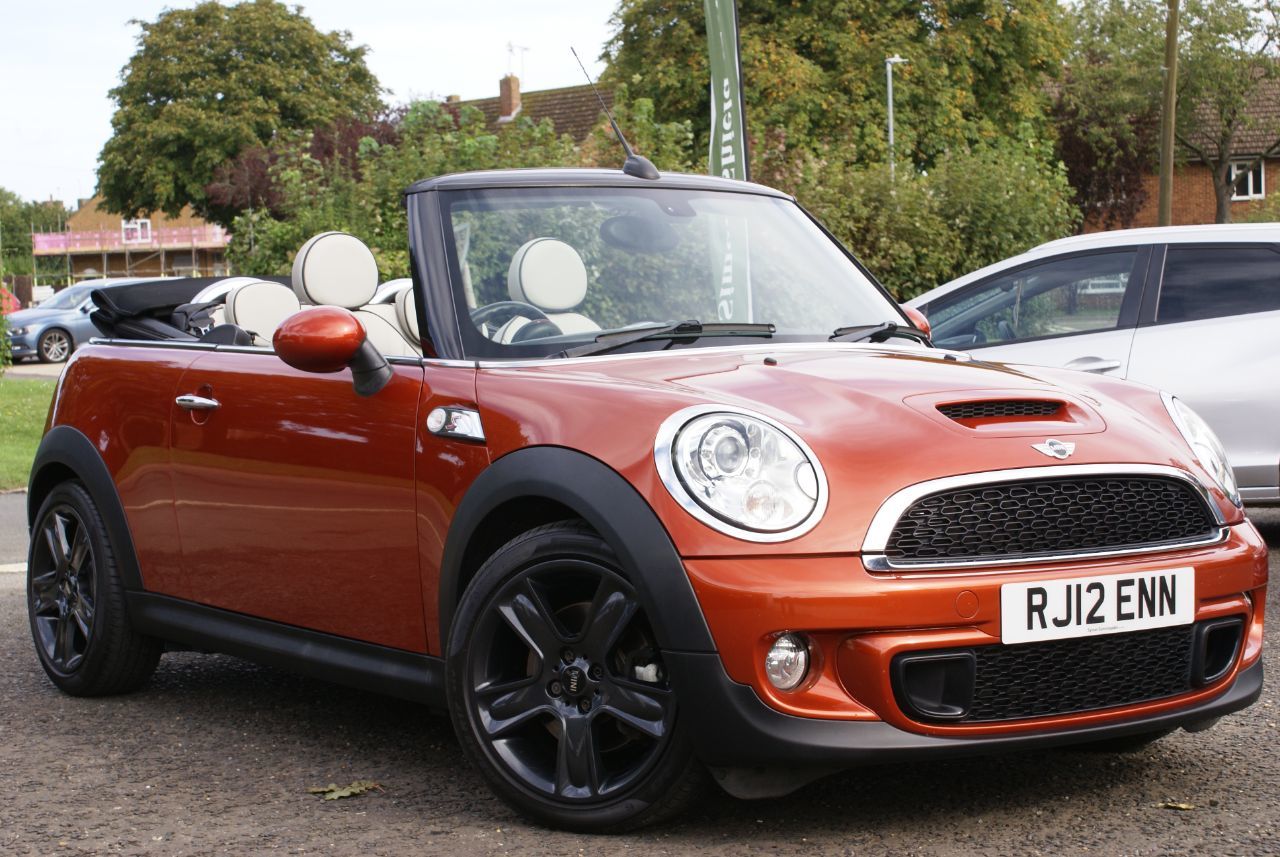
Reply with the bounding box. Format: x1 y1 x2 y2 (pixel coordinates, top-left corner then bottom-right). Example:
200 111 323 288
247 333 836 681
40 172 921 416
427 406 486 442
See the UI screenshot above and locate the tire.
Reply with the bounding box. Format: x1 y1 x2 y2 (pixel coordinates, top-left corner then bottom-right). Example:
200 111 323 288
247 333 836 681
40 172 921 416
27 481 161 696
37 328 72 363
446 521 705 832
1073 728 1174 753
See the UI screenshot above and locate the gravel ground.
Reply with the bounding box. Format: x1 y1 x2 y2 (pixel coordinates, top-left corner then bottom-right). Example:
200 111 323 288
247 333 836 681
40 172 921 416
0 509 1277 856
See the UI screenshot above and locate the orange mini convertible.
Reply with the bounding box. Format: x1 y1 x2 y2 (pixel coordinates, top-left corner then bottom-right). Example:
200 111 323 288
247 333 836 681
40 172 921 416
26 169 1266 831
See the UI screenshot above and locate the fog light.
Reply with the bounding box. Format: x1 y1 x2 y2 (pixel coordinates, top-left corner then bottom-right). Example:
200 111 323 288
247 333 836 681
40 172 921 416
764 633 809 691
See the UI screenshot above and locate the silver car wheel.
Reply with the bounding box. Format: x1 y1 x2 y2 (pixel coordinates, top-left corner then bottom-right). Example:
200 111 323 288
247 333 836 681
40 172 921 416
38 329 71 363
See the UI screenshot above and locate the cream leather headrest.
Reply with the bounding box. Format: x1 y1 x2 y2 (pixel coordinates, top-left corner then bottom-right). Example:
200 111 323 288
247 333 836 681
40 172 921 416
292 232 379 309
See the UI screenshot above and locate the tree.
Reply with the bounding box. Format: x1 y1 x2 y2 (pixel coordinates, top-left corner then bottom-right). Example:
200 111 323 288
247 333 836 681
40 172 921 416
0 187 69 278
1054 0 1165 229
603 0 1069 178
96 0 382 228
1174 0 1280 223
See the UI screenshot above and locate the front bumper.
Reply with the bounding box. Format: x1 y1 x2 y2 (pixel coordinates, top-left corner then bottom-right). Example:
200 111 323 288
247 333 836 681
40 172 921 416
671 651 1262 768
670 521 1266 782
7 331 38 359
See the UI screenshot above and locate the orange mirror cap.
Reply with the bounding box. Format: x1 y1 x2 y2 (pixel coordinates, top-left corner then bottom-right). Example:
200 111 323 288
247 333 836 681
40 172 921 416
273 306 366 374
902 305 930 337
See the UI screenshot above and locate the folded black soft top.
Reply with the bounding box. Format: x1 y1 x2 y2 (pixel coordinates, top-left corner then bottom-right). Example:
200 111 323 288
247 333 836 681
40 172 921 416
90 276 290 341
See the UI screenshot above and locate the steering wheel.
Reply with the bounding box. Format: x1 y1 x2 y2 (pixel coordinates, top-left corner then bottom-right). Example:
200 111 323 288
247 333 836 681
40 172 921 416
470 300 551 337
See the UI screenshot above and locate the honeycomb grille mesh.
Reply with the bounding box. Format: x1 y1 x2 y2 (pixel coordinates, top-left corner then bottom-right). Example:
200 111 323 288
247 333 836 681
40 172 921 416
938 400 1061 420
965 624 1195 721
884 476 1217 564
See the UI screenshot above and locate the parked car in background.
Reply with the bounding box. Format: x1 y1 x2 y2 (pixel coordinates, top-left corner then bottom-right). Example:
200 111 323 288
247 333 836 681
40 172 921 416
907 224 1280 505
5 278 148 362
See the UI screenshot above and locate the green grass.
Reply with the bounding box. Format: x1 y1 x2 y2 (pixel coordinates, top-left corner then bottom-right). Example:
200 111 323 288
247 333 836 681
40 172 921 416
0 377 56 490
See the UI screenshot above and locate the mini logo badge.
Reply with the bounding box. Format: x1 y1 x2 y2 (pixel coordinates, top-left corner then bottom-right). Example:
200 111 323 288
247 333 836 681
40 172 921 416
1032 438 1076 459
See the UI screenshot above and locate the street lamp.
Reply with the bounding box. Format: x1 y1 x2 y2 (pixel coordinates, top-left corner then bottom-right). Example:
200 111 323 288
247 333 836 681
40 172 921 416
885 55 909 182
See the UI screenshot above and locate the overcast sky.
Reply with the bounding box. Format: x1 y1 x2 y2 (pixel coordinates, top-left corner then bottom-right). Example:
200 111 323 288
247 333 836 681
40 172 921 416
0 1 618 208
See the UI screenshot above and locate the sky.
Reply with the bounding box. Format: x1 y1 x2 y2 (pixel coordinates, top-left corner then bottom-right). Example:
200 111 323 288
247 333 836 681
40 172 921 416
0 0 618 209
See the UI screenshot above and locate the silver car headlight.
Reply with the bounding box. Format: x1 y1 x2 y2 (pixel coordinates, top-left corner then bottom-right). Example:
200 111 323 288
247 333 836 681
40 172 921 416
655 405 828 542
9 326 28 336
1162 393 1240 507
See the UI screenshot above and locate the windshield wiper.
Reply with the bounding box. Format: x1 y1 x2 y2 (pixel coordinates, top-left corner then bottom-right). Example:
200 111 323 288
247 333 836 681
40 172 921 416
829 321 930 345
561 320 775 358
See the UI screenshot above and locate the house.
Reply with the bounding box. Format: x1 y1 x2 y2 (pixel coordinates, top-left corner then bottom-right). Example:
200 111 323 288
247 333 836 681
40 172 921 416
30 196 229 284
450 74 611 143
1100 78 1280 230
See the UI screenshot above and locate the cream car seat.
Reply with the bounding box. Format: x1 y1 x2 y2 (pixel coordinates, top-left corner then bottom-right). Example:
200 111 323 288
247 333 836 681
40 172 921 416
222 280 301 346
362 279 418 350
495 238 600 343
291 232 418 357
192 276 262 329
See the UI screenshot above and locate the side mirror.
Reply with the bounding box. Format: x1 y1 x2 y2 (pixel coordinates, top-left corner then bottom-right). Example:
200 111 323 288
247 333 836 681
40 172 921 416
273 306 393 397
902 305 931 338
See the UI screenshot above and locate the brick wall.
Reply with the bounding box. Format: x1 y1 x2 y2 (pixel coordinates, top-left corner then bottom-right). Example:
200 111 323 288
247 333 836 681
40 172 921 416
1089 159 1279 232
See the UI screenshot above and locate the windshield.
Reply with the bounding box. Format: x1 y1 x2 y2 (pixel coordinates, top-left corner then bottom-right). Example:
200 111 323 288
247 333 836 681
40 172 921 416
39 286 91 310
439 186 903 358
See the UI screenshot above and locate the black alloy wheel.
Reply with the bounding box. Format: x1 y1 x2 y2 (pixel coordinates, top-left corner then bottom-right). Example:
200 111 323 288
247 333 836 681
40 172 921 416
447 522 703 831
27 482 161 695
37 328 72 363
30 504 96 672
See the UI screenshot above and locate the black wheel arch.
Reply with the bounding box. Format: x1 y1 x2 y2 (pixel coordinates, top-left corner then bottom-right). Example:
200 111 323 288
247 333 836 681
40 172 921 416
440 445 716 654
28 425 144 592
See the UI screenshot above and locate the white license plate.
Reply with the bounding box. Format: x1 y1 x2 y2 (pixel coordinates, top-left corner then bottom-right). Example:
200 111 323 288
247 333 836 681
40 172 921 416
1001 568 1195 645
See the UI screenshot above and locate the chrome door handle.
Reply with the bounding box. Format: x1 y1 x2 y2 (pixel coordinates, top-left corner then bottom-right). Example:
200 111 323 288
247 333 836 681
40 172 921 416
175 394 221 411
1064 357 1122 374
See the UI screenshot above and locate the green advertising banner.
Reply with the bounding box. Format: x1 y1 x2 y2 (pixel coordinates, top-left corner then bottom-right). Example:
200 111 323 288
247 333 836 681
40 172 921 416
704 0 752 322
704 0 748 181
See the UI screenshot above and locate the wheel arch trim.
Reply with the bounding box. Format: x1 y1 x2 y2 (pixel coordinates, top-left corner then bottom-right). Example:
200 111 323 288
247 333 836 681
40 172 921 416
439 445 716 654
28 425 144 591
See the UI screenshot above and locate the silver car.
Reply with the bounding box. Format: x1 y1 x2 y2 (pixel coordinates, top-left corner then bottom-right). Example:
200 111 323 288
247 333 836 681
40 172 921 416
907 224 1280 505
5 279 147 362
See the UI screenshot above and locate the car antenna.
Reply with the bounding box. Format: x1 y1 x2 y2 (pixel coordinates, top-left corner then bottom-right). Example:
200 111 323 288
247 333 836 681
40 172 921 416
571 47 660 180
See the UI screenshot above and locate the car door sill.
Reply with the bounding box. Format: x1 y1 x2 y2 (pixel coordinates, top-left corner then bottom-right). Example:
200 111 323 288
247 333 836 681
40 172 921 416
127 592 446 707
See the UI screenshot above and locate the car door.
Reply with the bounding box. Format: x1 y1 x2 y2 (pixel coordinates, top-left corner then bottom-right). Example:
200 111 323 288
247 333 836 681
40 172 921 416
167 351 428 651
921 247 1151 376
1127 243 1280 497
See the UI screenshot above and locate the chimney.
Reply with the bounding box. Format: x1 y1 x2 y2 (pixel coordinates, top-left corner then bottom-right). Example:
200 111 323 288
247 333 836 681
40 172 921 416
498 74 521 122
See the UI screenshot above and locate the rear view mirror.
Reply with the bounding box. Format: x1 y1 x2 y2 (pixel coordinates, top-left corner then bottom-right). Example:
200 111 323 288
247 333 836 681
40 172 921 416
273 306 392 397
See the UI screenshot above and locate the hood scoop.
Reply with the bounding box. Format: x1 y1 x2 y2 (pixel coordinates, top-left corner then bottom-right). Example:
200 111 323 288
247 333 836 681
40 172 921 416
938 399 1063 424
906 390 1105 437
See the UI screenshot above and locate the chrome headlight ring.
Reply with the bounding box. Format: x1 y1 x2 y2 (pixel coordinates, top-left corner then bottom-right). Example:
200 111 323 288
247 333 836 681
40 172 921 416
654 404 829 542
1161 392 1241 507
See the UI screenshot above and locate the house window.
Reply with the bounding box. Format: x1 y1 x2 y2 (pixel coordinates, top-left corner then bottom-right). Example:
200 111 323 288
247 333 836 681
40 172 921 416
1230 161 1265 200
121 218 152 243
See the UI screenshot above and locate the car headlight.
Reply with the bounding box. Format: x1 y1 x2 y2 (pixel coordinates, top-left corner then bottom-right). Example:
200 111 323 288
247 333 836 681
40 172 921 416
1162 393 1240 507
655 405 828 541
8 326 28 336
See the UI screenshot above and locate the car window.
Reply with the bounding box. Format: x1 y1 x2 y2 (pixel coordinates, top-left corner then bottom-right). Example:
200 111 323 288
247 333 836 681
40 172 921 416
1157 246 1280 324
439 186 902 358
39 286 90 310
928 251 1139 349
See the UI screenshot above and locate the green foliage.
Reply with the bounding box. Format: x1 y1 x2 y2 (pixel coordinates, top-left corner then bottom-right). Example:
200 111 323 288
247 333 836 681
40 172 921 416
604 0 1068 172
797 142 1078 301
227 101 583 279
97 0 382 227
1054 0 1165 228
1 187 70 278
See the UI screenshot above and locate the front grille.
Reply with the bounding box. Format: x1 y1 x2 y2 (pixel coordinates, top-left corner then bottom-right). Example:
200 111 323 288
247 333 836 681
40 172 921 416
938 400 1061 421
894 624 1212 723
883 476 1217 564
